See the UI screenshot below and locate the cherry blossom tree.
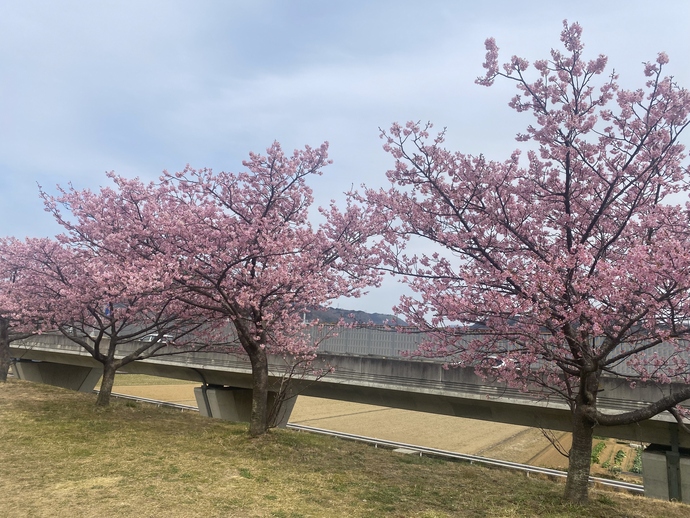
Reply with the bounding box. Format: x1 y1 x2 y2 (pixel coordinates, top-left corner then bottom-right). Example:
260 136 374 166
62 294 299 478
154 142 382 436
35 143 381 433
0 240 39 382
364 21 690 503
5 224 210 407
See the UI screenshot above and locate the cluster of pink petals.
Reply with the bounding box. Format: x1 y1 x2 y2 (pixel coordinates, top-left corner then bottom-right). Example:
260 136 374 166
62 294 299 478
363 22 690 422
1 142 384 383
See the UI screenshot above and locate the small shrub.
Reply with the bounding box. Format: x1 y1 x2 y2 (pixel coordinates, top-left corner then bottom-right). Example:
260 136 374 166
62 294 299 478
607 449 626 474
631 449 643 474
613 450 625 466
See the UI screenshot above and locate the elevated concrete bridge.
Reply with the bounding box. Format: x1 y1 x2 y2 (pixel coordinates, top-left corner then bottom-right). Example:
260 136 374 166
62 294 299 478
9 331 690 448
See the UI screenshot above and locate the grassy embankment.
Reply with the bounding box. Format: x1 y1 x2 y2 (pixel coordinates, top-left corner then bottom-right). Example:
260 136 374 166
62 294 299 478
1 379 689 518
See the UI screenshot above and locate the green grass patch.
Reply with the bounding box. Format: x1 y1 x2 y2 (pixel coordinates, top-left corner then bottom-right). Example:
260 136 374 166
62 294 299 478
1 379 688 517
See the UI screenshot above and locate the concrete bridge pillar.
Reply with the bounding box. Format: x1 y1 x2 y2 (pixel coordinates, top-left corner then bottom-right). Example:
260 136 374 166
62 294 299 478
194 385 297 428
642 424 690 502
13 360 101 393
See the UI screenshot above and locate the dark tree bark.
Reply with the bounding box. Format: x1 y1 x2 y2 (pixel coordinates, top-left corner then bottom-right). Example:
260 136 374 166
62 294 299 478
96 362 117 407
0 317 34 383
562 366 600 503
564 403 596 503
0 317 10 383
247 345 269 437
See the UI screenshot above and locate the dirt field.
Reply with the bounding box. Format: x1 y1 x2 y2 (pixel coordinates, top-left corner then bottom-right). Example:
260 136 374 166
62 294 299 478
112 382 582 470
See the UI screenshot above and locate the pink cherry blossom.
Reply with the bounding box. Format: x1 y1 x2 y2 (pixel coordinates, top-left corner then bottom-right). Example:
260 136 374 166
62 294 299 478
365 22 690 504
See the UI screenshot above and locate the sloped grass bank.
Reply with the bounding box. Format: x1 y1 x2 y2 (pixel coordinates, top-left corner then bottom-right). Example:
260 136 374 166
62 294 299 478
0 380 687 518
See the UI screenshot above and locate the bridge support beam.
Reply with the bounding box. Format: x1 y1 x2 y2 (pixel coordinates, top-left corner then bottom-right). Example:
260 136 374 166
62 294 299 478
194 386 296 428
13 360 101 393
642 434 690 502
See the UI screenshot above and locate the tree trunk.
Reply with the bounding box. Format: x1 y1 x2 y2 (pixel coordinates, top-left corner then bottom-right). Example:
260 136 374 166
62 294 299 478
96 363 116 407
0 318 10 383
564 403 595 503
564 365 601 504
0 343 9 383
247 346 269 437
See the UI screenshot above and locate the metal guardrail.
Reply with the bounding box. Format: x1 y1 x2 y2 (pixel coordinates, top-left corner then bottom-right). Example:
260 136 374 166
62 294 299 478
108 391 644 495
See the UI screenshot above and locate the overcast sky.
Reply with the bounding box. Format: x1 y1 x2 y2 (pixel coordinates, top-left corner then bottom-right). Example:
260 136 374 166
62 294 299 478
2 0 689 313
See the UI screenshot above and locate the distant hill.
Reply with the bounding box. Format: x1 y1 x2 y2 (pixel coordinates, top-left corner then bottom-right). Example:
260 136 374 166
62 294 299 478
305 307 407 326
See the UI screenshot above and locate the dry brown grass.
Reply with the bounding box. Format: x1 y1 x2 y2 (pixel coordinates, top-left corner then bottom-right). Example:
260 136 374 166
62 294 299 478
107 373 198 386
1 379 689 518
